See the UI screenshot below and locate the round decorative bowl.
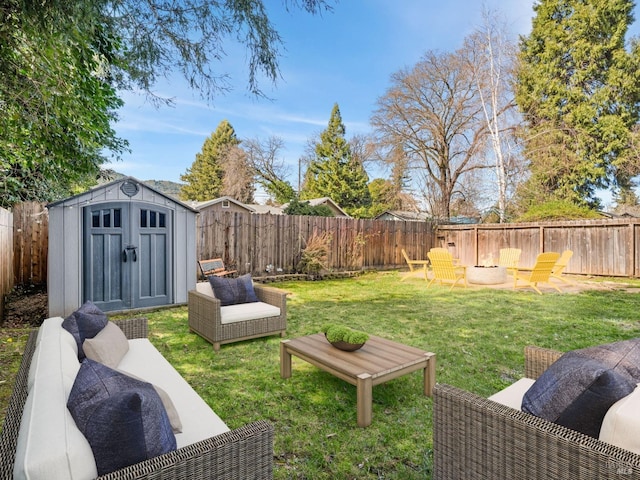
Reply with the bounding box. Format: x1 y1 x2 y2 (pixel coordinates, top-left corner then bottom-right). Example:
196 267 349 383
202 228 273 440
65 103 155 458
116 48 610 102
325 334 365 352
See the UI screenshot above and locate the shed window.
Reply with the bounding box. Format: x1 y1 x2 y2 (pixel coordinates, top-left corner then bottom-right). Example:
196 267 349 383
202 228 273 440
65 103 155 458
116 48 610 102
222 200 230 208
140 209 166 229
92 208 121 228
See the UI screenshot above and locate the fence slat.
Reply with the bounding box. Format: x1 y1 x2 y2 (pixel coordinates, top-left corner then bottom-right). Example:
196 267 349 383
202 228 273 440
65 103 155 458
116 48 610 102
12 202 49 285
0 207 14 320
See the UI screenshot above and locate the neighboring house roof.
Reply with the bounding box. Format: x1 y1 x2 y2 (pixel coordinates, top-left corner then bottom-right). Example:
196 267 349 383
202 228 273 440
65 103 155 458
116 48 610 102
281 197 350 217
193 196 350 217
448 216 480 224
193 196 255 213
247 204 284 215
599 210 638 218
375 210 430 222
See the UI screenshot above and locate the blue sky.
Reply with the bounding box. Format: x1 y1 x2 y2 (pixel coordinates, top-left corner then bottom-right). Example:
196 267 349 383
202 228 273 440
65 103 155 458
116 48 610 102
108 0 639 205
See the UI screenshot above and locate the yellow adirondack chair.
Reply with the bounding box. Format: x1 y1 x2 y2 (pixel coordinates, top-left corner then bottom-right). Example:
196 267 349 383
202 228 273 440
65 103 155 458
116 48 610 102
401 249 429 281
427 249 467 290
551 249 574 284
513 252 562 294
430 247 461 265
498 248 521 276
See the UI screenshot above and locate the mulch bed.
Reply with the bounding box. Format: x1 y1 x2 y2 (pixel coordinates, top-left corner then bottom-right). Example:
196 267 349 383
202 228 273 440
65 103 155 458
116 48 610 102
2 284 48 328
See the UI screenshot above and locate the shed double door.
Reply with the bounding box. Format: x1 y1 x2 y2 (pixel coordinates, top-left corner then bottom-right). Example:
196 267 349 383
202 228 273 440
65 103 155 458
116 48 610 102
83 202 172 312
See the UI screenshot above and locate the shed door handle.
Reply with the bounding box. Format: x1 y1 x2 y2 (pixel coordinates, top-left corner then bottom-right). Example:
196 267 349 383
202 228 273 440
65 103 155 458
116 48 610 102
123 245 138 262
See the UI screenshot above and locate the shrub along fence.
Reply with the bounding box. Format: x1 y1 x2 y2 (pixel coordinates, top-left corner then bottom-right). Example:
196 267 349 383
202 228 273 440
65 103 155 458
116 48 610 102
437 218 640 277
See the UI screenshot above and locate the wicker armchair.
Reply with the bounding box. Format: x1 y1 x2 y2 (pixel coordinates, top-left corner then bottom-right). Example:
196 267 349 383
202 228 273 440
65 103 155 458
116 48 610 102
0 318 274 480
433 345 640 479
188 283 287 351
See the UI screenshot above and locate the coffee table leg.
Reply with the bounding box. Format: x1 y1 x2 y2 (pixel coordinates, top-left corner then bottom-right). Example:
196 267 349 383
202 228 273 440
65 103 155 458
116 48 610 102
356 373 372 427
423 353 436 396
280 340 292 379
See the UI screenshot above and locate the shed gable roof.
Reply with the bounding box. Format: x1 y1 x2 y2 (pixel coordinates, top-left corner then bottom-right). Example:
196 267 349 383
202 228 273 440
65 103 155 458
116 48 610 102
47 176 198 212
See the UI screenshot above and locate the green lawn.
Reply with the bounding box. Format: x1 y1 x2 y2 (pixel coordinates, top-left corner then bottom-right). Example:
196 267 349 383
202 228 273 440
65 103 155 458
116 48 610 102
3 272 640 478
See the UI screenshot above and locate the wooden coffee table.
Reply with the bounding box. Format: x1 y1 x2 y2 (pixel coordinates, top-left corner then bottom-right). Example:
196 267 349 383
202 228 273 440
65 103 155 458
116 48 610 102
280 333 436 427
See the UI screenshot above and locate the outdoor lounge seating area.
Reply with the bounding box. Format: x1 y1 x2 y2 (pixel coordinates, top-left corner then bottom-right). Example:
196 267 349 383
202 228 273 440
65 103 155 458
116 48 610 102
3 270 640 479
188 276 287 351
433 342 640 479
1 312 273 480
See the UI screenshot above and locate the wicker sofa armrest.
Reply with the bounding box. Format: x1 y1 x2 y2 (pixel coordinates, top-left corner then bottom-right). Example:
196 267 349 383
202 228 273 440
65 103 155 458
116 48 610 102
97 420 274 480
433 382 640 479
0 331 37 480
524 345 563 379
112 317 148 339
254 284 287 311
188 290 223 343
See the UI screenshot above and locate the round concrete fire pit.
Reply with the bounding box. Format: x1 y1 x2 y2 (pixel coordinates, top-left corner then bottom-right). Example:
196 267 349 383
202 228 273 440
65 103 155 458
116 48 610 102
467 266 507 285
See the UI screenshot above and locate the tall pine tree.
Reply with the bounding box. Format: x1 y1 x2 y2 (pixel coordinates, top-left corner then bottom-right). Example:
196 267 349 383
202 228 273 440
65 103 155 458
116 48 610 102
516 0 640 208
180 120 240 201
301 104 371 216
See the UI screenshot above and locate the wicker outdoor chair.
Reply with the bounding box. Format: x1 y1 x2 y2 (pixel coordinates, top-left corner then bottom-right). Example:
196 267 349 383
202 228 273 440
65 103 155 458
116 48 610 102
0 317 274 480
433 345 640 479
188 282 287 351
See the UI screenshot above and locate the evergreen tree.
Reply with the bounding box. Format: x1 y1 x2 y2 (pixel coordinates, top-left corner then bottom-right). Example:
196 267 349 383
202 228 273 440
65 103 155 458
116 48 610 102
516 0 640 208
180 120 239 201
283 199 334 216
301 104 371 216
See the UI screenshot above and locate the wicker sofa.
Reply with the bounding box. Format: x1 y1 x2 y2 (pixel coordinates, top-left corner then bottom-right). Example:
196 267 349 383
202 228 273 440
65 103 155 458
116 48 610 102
188 281 287 351
0 317 274 480
433 345 640 479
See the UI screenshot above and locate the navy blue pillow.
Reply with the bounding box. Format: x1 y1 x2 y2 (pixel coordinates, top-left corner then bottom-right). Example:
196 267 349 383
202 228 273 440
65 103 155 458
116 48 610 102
522 338 640 438
62 300 108 359
208 273 259 306
67 359 176 475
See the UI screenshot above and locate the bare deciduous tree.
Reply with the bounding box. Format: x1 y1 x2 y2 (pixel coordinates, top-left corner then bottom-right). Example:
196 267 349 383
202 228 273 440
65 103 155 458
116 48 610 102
372 49 490 219
243 136 296 204
220 145 255 203
464 8 523 222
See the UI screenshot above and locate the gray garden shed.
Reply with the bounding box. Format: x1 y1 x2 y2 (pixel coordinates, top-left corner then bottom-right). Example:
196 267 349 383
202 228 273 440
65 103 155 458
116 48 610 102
47 177 198 317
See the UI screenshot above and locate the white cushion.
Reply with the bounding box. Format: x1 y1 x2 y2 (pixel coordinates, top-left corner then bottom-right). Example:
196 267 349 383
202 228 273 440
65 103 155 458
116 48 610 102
488 378 536 410
15 320 97 480
117 339 230 448
220 302 281 324
28 317 78 390
599 383 640 454
196 281 214 297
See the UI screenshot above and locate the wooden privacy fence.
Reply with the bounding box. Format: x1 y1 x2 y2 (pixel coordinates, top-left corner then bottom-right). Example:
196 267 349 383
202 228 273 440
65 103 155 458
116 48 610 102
0 207 14 318
197 210 437 276
12 202 49 285
437 218 640 277
7 201 640 315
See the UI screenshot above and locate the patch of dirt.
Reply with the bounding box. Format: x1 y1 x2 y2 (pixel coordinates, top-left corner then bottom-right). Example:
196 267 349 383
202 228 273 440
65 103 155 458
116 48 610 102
2 284 48 328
